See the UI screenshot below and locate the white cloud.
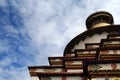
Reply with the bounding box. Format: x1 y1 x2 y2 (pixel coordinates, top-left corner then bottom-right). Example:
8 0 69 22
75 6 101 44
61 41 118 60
0 39 9 53
0 66 30 80
0 0 7 6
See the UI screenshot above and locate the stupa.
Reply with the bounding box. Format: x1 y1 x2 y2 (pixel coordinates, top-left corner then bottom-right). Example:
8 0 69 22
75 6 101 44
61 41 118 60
28 11 120 80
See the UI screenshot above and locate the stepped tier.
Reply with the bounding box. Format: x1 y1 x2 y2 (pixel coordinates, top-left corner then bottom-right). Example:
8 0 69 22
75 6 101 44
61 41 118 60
84 60 120 78
85 43 100 49
28 11 120 80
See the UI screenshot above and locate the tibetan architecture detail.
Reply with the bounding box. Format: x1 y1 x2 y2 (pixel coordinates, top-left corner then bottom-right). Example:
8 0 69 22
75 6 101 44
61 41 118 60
28 11 120 80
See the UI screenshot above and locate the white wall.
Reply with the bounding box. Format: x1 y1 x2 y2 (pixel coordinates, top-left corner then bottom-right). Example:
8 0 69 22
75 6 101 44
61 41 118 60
31 76 39 80
73 32 108 50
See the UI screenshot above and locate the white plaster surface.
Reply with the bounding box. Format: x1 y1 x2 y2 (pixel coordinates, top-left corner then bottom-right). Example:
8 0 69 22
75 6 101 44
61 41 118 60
73 32 108 50
31 76 39 80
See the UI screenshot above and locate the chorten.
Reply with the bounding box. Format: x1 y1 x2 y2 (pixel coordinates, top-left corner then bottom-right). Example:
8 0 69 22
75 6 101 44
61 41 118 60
28 11 120 80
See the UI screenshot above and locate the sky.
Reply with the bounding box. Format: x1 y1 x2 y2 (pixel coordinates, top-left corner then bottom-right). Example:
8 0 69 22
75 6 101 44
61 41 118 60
0 0 120 80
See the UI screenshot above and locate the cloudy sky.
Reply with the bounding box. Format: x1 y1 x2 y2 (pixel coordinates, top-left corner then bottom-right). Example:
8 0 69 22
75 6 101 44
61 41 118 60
1 0 120 80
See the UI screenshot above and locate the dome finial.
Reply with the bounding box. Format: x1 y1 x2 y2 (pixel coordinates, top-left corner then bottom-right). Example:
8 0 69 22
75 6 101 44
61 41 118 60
86 11 114 29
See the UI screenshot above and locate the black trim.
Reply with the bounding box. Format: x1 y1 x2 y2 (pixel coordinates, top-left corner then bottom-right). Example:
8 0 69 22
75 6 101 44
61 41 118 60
64 25 120 55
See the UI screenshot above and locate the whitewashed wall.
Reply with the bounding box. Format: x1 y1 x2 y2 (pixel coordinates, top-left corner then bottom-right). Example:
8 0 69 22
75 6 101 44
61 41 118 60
91 77 120 80
73 32 108 50
41 76 82 80
31 76 39 80
66 76 81 80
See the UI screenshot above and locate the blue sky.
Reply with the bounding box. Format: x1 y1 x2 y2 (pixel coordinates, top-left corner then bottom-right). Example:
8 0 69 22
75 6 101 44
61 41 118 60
1 0 120 80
